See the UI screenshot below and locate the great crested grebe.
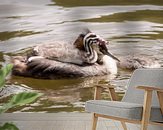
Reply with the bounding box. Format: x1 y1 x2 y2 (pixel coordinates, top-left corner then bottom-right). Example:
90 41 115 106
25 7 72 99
12 30 119 79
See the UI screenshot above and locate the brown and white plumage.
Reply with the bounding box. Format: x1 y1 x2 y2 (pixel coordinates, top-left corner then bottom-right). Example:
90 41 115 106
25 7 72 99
29 32 104 65
12 56 117 79
11 31 119 79
30 41 98 66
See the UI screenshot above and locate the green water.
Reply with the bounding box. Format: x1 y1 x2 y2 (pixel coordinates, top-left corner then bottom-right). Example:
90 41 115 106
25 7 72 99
0 0 163 112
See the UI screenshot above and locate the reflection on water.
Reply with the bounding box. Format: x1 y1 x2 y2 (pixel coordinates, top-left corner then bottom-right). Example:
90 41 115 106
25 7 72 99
53 0 163 7
80 10 163 24
5 75 116 112
0 30 46 41
0 0 163 112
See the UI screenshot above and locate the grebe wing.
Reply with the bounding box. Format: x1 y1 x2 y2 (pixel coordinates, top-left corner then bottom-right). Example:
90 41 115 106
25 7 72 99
30 42 85 65
32 42 77 59
26 58 112 79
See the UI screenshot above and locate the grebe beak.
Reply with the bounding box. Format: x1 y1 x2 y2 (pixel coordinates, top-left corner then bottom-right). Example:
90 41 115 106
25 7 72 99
99 41 120 62
105 51 120 62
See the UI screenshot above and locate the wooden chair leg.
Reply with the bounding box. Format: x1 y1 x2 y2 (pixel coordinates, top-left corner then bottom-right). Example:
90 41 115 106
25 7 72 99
108 87 117 101
121 121 127 130
91 86 101 130
157 91 163 114
92 113 98 130
108 86 127 130
94 86 102 100
141 90 152 130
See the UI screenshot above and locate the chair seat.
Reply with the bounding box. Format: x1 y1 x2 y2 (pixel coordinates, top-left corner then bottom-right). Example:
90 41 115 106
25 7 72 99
85 100 163 122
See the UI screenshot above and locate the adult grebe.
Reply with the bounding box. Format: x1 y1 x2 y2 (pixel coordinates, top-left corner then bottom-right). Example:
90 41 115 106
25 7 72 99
12 31 119 79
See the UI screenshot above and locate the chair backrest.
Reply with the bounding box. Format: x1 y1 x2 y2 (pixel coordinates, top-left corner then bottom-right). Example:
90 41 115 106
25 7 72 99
122 68 163 107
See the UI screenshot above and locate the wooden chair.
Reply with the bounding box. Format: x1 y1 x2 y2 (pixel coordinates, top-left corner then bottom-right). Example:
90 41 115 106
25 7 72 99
85 68 163 130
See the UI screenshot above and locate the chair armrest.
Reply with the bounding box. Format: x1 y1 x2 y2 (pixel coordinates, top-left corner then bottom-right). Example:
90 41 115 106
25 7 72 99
136 86 163 124
136 86 163 92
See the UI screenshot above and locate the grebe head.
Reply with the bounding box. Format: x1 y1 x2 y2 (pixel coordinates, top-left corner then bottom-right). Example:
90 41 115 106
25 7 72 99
73 33 85 50
12 56 28 75
73 30 120 62
73 29 102 52
98 40 120 62
73 28 91 50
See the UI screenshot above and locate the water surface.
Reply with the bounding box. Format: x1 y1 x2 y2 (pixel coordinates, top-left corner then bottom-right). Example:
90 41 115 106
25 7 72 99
0 0 163 112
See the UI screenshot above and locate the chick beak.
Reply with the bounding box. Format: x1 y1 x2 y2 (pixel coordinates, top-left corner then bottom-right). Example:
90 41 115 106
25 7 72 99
105 50 120 62
99 41 120 62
